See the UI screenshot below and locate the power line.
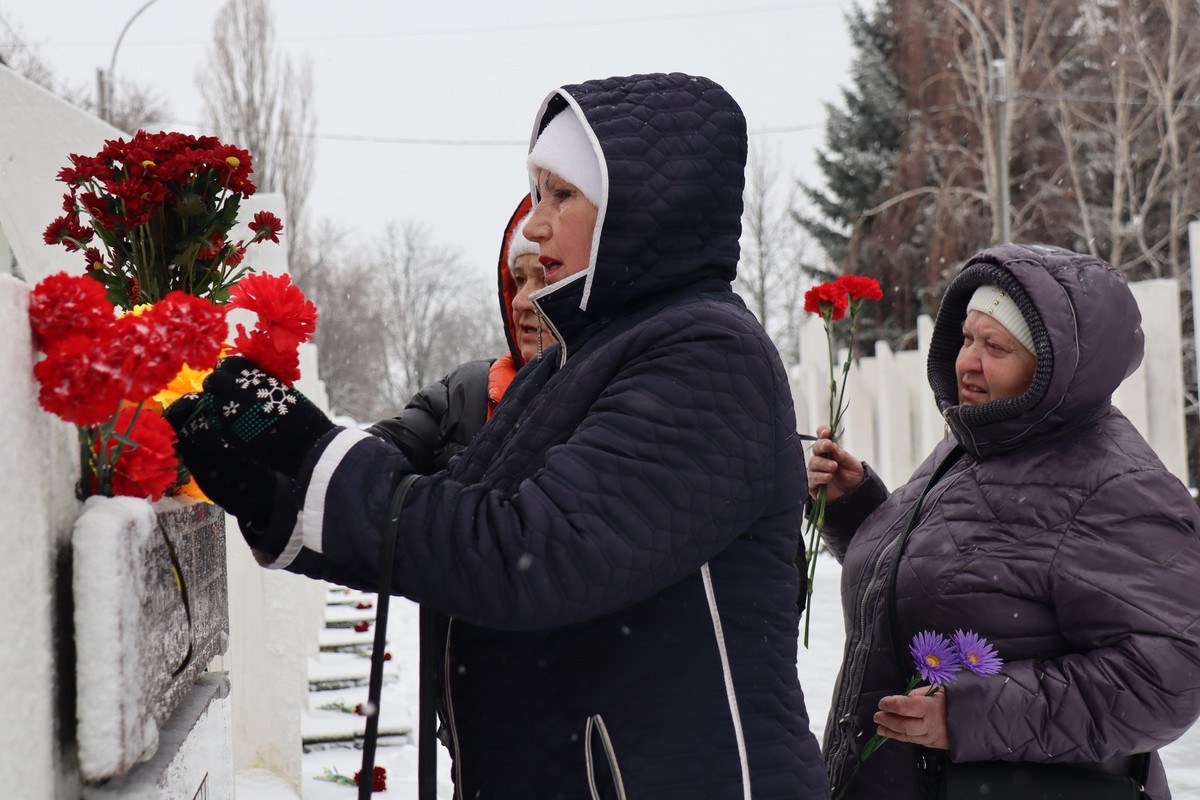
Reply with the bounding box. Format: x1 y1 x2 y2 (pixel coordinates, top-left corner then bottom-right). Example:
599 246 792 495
7 3 844 51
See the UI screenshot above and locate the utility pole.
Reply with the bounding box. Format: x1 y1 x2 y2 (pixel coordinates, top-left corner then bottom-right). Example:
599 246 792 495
989 58 1011 244
95 0 162 125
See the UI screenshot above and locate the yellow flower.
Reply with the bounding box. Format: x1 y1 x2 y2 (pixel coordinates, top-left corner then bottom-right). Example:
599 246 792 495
154 362 212 408
173 474 211 503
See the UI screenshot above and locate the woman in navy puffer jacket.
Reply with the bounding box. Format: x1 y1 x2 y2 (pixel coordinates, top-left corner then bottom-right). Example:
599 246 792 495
169 72 830 799
809 244 1200 800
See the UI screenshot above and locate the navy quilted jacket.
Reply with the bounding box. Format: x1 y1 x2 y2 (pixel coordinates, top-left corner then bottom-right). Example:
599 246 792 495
252 73 829 799
820 245 1200 800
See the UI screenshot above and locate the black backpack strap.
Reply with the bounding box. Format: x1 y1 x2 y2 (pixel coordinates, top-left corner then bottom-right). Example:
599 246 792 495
359 473 420 800
885 445 965 681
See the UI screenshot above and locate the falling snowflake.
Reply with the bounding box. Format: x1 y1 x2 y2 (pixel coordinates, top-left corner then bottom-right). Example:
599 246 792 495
256 378 298 416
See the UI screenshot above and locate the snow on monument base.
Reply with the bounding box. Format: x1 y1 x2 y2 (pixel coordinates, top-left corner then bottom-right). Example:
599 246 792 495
73 495 231 782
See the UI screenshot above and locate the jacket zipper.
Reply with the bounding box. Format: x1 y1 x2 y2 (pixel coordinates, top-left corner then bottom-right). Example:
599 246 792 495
827 461 966 789
531 298 569 366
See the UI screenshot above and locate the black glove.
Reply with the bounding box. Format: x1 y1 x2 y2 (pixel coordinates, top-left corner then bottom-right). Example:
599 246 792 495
200 356 336 479
164 392 282 531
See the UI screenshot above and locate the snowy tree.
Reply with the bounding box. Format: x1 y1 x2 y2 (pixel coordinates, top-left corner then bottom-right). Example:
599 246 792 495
295 222 505 423
738 143 814 369
197 0 316 259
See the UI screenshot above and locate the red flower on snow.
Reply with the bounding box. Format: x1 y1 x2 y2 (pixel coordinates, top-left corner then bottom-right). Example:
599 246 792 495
28 272 114 350
354 765 387 792
99 405 179 501
228 273 318 384
34 334 126 427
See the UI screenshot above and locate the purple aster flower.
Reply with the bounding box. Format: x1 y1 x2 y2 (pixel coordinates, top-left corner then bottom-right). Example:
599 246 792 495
952 629 1004 676
910 630 962 685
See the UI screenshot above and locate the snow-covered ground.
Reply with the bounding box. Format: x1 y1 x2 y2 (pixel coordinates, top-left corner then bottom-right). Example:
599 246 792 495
236 553 1200 798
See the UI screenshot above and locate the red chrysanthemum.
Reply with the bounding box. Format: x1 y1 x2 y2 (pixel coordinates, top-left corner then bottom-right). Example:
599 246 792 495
248 210 284 244
42 213 94 252
353 766 387 792
836 274 883 302
803 281 849 321
28 272 114 351
34 334 126 426
102 405 179 501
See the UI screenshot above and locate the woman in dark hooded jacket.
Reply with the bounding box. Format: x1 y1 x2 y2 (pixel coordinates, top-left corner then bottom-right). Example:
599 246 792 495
808 243 1200 800
167 72 830 799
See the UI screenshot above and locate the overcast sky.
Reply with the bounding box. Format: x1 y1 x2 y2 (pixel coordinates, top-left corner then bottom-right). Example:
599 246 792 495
4 0 857 281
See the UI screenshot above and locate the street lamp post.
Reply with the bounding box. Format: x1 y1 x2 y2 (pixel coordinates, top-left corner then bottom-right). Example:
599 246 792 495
96 0 163 125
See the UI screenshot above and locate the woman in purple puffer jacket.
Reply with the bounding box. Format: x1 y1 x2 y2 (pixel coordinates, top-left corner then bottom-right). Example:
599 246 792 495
808 243 1200 799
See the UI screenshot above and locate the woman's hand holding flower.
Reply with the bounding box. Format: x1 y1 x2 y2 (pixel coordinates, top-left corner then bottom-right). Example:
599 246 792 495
874 689 949 750
807 425 866 502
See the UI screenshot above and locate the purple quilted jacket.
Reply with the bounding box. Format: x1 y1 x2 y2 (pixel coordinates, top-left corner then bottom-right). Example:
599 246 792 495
246 74 829 799
821 244 1200 800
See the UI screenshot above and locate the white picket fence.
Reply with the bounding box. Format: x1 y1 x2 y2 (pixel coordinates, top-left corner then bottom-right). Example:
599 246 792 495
789 278 1192 491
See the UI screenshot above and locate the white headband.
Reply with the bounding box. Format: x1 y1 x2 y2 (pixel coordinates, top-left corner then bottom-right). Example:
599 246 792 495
967 284 1035 353
526 108 602 207
507 212 538 269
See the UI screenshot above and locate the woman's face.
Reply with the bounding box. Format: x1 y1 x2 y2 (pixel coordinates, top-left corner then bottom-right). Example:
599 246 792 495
509 252 554 364
956 310 1038 405
522 169 598 286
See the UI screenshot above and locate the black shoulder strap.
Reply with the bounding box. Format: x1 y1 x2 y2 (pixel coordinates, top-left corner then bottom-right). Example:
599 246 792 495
359 473 420 800
885 445 965 682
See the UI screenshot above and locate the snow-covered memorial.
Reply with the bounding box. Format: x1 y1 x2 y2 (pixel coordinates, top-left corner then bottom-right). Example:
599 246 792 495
2 62 1196 799
0 65 327 798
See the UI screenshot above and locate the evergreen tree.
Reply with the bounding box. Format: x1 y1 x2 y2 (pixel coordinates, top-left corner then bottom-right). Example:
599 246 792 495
797 0 902 271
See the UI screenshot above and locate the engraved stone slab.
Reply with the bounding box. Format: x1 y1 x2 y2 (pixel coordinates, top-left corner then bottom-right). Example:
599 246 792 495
74 497 229 781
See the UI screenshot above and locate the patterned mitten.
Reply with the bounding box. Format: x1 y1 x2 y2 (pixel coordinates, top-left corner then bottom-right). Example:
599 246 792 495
164 392 283 530
200 355 337 479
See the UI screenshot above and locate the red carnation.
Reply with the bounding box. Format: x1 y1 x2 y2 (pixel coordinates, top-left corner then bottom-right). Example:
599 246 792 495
149 292 228 372
228 273 317 352
354 766 387 792
836 274 883 301
28 272 114 351
804 281 849 322
248 210 284 244
231 326 302 384
102 405 179 501
106 312 186 403
34 334 126 426
227 273 317 384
